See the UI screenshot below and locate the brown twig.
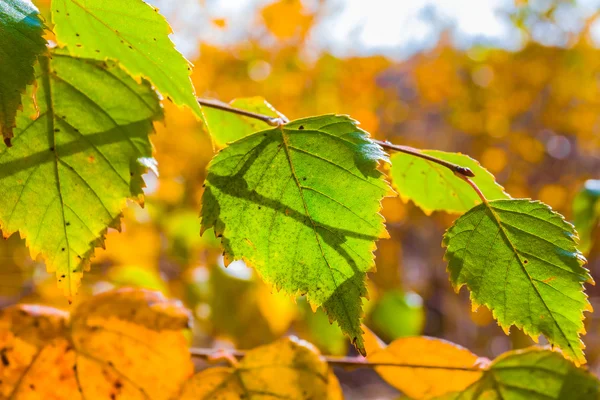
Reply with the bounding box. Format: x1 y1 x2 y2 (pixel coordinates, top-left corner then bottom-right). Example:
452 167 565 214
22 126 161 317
196 98 476 179
375 141 475 177
197 98 288 126
189 348 481 371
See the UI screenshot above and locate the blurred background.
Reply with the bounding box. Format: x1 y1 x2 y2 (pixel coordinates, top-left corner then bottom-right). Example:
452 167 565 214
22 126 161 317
4 0 600 398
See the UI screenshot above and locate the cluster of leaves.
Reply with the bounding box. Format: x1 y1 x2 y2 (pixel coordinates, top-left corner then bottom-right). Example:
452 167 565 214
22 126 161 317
1 0 599 397
2 288 598 399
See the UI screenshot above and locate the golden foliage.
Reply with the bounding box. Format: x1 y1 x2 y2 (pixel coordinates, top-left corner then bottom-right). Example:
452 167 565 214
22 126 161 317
0 289 192 400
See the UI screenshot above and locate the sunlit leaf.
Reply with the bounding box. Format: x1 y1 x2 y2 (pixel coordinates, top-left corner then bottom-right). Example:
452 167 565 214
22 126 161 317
180 337 343 400
203 97 282 147
572 179 600 255
0 0 46 143
437 347 600 400
443 199 592 364
368 336 485 399
389 150 508 214
0 51 161 295
52 0 202 119
201 115 389 354
0 288 193 399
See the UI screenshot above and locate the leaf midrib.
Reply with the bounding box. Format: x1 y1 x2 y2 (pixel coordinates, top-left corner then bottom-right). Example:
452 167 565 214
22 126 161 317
485 202 573 357
279 127 355 335
41 55 73 294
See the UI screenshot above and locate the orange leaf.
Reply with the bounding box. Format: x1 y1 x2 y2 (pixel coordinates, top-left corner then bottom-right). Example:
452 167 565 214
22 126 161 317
0 288 193 400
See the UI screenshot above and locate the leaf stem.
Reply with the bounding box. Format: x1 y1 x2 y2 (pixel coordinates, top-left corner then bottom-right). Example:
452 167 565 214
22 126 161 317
189 348 481 371
197 98 475 178
455 173 488 204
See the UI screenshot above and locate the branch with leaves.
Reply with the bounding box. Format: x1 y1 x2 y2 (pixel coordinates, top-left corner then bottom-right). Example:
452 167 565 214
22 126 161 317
0 0 597 398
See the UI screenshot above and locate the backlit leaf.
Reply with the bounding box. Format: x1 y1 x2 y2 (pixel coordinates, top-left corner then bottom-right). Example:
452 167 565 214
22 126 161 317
437 347 600 400
180 336 343 400
203 97 282 147
0 288 193 400
572 179 600 255
0 0 46 143
52 0 202 119
368 336 485 399
201 115 389 354
443 199 592 364
0 51 161 295
389 150 508 214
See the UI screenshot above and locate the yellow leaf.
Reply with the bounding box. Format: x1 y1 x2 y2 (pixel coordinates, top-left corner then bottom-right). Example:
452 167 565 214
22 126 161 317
180 337 342 399
0 288 193 400
368 336 486 399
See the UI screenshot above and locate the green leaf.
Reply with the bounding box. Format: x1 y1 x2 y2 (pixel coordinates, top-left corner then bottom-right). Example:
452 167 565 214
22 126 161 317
201 115 389 354
368 290 425 341
389 150 508 214
51 0 202 120
0 0 46 143
572 180 600 255
0 51 161 296
438 347 600 400
203 97 282 147
443 199 592 364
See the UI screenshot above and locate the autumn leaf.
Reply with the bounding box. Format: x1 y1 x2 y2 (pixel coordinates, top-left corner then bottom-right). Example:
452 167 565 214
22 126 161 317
368 336 485 399
389 150 508 214
51 0 203 119
180 337 343 400
443 199 592 364
0 51 161 296
203 97 283 147
437 347 600 400
201 115 389 354
0 0 47 144
0 288 193 400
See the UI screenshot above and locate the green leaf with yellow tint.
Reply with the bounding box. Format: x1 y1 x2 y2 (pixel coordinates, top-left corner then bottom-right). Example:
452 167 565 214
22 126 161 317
0 288 193 399
437 347 600 400
443 199 592 364
0 51 161 296
0 0 46 143
389 150 508 214
201 115 389 354
203 97 282 147
52 0 202 119
180 337 343 400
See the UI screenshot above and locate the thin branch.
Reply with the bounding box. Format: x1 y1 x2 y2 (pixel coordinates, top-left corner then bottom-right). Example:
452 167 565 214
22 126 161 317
197 98 475 178
189 348 481 371
375 141 475 177
197 98 288 126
